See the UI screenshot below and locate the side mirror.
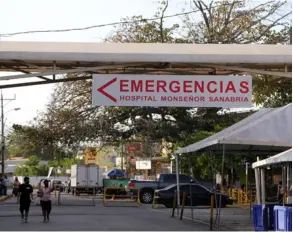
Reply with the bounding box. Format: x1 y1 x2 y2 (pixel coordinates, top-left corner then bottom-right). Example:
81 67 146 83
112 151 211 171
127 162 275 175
190 179 195 183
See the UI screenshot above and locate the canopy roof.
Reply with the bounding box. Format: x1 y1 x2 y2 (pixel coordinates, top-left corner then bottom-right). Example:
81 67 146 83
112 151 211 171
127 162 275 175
252 149 292 169
0 41 291 66
0 42 291 88
175 103 292 154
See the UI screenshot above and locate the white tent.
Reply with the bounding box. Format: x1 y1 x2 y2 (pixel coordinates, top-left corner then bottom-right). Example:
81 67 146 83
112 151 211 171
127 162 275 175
252 149 292 169
177 108 275 154
175 103 292 154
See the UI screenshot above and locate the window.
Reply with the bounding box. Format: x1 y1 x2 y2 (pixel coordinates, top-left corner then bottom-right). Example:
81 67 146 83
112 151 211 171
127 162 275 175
192 185 208 195
163 175 177 183
179 175 192 183
180 185 190 192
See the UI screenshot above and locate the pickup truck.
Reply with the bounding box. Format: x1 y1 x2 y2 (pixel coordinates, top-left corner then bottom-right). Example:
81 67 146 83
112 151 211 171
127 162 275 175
127 174 213 204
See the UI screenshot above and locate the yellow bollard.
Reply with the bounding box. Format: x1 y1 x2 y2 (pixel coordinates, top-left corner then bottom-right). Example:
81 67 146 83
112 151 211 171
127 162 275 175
137 190 141 206
210 195 214 231
180 192 186 220
172 192 177 218
237 190 243 207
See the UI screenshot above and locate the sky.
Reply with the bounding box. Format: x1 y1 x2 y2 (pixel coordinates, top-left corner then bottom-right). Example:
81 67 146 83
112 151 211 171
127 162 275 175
0 0 291 131
0 0 185 129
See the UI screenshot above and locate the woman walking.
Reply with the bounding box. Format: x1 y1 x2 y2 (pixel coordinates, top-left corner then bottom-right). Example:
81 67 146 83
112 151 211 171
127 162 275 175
38 180 54 222
13 177 21 198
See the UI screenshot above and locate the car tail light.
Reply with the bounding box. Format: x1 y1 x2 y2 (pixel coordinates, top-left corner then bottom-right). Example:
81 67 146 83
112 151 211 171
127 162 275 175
129 180 135 188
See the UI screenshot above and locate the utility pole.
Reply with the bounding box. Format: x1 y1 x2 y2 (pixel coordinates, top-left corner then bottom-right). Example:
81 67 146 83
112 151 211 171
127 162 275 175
1 91 16 176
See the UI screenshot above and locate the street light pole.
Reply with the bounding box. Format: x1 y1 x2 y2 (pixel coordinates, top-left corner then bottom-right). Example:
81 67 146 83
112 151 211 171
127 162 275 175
0 91 18 176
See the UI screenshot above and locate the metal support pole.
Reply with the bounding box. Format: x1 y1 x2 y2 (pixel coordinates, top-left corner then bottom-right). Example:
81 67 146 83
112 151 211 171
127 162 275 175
282 166 286 205
287 164 290 194
245 162 249 203
92 187 96 206
217 144 225 229
0 92 17 175
180 192 186 220
189 181 193 220
260 168 266 205
175 153 180 217
210 195 214 231
189 158 194 220
254 168 261 204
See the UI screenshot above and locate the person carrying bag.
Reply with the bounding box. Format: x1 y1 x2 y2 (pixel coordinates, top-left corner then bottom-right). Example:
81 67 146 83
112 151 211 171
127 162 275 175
38 180 54 222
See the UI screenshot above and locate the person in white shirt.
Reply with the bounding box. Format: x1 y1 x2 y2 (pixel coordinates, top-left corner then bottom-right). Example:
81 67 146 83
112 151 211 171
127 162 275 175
277 181 284 204
38 180 54 222
234 177 241 190
3 175 8 196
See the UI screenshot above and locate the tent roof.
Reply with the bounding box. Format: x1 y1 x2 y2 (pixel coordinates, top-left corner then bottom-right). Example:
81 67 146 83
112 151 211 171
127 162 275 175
252 149 292 168
0 41 291 72
175 103 292 154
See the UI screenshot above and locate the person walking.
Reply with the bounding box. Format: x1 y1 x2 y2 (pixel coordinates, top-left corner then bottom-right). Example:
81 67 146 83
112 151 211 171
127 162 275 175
13 177 21 198
2 175 8 196
38 179 54 222
18 177 33 223
234 177 241 190
277 181 284 204
0 176 3 196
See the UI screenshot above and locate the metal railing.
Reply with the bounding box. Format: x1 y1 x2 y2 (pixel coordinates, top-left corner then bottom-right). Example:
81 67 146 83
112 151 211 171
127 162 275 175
103 187 140 207
54 185 96 206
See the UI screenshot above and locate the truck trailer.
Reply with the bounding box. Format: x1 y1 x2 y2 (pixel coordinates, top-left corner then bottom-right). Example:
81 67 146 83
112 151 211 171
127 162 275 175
70 164 100 195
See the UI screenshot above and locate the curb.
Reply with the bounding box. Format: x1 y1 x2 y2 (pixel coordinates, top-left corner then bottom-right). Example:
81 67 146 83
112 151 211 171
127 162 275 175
0 195 13 202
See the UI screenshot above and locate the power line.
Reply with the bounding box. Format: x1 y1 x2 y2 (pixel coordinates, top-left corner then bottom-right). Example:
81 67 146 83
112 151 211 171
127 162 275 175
0 10 201 38
0 0 288 38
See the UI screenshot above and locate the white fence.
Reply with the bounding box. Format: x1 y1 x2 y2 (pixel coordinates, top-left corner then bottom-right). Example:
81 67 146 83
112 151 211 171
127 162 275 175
12 176 70 187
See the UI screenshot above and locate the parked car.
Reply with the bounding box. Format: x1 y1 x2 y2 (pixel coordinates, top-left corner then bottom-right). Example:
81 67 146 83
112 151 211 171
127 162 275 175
154 183 233 208
126 173 214 204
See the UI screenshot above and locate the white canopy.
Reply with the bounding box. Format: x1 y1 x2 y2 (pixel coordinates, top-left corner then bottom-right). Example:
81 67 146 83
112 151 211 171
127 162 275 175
252 149 292 169
175 103 292 154
0 41 291 86
0 41 291 65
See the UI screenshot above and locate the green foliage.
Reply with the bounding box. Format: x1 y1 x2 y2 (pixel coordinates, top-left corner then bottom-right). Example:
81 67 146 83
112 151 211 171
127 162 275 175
7 124 76 160
24 156 40 166
14 156 49 176
253 76 292 107
13 155 78 177
47 158 79 169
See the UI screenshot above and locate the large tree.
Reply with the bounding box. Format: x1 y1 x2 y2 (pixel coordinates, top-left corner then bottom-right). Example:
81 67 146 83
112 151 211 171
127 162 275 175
182 0 292 107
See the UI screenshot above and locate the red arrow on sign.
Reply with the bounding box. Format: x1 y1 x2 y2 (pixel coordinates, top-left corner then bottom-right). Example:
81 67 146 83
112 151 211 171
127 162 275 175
97 77 117 102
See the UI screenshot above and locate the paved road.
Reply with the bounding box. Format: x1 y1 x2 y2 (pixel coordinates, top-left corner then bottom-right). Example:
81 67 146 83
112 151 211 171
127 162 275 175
0 198 209 231
148 204 254 231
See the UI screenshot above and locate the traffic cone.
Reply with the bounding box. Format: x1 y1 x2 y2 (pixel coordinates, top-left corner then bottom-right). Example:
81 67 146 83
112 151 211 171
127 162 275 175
111 194 115 201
